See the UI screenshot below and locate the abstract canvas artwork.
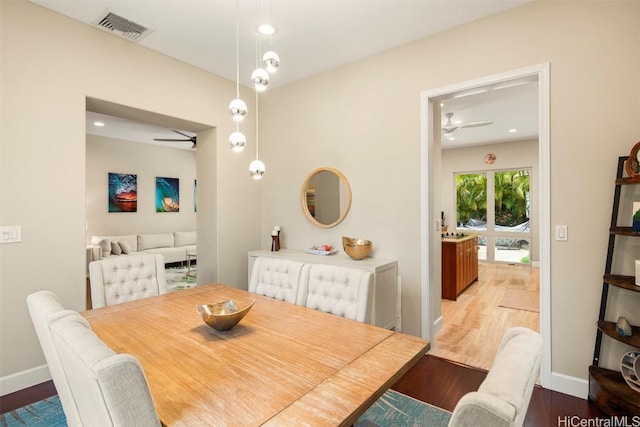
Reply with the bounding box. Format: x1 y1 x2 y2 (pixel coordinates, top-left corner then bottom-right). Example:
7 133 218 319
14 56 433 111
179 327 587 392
156 177 180 212
108 173 137 212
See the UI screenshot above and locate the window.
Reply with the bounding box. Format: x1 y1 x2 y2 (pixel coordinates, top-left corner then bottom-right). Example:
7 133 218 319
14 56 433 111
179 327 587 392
456 169 531 264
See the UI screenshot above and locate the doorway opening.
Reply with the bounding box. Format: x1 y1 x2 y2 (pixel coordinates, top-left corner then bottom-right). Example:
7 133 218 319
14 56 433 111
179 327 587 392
420 64 550 387
84 98 216 306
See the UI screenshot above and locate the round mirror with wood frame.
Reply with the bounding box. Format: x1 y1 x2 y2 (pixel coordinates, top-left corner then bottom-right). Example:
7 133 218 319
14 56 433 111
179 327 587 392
301 167 352 228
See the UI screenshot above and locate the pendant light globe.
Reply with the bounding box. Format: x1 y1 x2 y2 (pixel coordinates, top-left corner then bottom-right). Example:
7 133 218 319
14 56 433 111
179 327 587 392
229 98 247 122
229 131 246 152
263 51 280 73
249 159 266 180
251 68 270 92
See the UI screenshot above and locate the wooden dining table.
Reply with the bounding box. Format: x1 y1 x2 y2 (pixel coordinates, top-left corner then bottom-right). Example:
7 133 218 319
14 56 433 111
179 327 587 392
82 284 430 426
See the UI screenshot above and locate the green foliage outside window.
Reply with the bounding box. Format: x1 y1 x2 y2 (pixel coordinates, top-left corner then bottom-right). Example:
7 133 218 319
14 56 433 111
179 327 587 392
456 173 487 225
456 170 530 227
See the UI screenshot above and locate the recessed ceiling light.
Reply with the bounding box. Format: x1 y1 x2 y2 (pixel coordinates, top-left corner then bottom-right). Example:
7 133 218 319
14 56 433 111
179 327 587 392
509 128 518 133
258 24 275 35
93 121 105 127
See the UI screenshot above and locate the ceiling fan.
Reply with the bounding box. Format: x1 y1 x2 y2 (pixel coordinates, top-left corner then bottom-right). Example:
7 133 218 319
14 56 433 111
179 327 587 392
153 130 197 148
442 112 493 138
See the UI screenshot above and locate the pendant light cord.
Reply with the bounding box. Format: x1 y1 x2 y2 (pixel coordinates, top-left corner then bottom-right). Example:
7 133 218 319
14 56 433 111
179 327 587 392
235 0 240 100
255 90 259 160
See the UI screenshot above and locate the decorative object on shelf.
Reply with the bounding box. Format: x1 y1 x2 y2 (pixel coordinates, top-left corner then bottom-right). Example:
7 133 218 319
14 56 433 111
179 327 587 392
342 236 372 260
625 141 640 177
270 226 281 252
441 211 448 232
616 316 633 337
484 153 497 165
634 202 640 232
620 351 640 393
196 299 255 331
305 244 336 256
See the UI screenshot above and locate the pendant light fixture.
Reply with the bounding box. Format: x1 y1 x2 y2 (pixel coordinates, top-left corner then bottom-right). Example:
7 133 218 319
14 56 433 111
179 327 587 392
251 0 270 93
228 0 246 152
249 90 265 179
263 50 279 74
229 125 247 153
259 2 279 74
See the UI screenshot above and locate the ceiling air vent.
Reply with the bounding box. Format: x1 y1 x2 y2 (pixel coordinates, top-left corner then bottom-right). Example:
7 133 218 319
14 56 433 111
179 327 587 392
92 10 152 42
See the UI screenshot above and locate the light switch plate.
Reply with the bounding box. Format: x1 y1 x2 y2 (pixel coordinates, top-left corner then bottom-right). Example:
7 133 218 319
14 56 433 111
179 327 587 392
555 225 568 241
0 225 22 243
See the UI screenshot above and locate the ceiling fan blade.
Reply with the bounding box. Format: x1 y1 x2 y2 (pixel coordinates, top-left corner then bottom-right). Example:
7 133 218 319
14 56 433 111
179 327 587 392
153 138 190 142
458 121 493 129
171 129 193 138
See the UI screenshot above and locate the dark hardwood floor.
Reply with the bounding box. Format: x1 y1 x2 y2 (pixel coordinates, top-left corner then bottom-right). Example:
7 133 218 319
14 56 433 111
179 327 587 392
393 354 607 426
0 354 607 424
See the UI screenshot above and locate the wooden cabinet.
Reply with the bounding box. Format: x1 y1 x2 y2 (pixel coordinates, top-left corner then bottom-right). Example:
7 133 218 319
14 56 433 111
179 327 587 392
589 156 640 415
248 249 399 330
442 235 478 301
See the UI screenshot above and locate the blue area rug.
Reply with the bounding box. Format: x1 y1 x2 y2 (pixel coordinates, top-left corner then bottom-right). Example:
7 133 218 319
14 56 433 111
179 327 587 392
360 389 452 426
0 396 66 427
0 389 450 427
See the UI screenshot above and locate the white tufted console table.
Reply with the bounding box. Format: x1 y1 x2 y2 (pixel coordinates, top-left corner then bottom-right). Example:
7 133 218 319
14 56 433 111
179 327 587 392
248 249 399 330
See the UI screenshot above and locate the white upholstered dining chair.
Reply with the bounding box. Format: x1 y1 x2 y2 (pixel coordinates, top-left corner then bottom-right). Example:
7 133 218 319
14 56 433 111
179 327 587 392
249 257 305 304
49 312 161 427
89 253 167 309
297 264 373 323
27 291 83 427
27 291 160 427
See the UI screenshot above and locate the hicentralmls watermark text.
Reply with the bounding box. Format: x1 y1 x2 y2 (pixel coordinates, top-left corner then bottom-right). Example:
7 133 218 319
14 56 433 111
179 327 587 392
557 416 640 427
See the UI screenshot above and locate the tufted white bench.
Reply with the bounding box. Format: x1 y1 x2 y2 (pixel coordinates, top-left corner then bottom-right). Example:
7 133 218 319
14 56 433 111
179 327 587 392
248 257 305 304
89 253 167 309
249 257 374 323
297 263 373 323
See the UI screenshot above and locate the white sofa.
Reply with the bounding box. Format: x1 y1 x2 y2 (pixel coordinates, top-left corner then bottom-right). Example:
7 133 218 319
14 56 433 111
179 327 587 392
89 231 196 265
448 327 543 427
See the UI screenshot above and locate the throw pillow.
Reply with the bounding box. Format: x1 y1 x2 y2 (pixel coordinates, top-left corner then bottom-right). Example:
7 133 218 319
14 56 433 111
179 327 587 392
98 239 111 257
119 240 132 254
111 241 122 255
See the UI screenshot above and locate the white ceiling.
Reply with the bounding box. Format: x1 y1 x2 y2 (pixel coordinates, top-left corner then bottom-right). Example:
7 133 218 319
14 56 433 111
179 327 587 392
31 0 537 149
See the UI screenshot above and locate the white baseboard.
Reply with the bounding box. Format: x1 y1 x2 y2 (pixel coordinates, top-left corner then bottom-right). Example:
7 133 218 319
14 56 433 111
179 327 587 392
549 370 588 399
432 315 443 344
0 365 51 397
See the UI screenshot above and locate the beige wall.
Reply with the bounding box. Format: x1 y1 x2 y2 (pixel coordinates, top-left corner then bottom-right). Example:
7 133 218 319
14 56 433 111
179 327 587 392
260 0 640 389
1 0 639 398
86 135 197 238
0 1 260 394
441 139 539 263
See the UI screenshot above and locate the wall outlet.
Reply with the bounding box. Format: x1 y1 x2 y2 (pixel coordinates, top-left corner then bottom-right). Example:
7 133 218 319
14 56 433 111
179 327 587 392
0 225 22 244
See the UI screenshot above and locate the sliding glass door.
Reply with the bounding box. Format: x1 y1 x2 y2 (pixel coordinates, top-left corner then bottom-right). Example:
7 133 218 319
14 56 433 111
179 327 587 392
456 169 531 264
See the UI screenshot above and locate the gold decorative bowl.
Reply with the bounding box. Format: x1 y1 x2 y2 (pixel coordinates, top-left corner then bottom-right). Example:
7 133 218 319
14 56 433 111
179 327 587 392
196 299 255 331
342 236 372 260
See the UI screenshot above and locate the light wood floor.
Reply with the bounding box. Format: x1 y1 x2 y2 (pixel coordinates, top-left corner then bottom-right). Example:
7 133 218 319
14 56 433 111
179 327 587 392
430 262 540 370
